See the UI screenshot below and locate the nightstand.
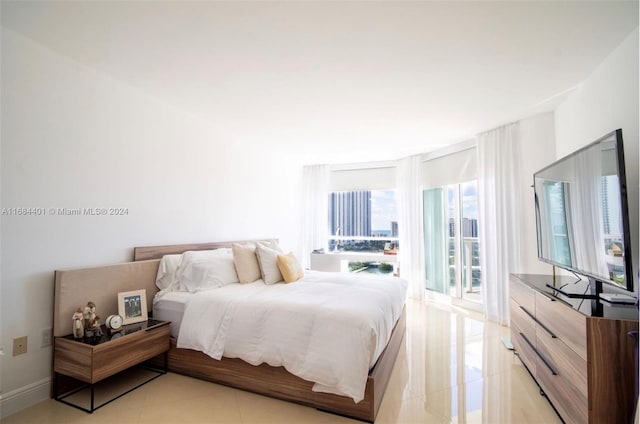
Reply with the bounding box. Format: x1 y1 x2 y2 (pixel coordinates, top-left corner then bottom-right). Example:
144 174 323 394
54 319 170 413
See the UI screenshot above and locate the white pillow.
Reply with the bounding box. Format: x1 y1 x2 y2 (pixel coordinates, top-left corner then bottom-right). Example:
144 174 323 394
177 249 238 292
181 248 232 260
155 254 183 291
255 241 284 285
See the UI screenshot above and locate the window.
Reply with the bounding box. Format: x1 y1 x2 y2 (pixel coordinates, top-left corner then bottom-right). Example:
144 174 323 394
328 189 399 254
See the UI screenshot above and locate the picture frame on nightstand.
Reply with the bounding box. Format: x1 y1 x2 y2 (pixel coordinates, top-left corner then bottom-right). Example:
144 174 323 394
117 289 148 325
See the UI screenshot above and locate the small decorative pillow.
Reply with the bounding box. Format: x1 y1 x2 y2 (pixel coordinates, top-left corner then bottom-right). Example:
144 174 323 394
255 242 284 284
232 243 262 283
277 252 304 283
177 249 237 292
155 254 183 291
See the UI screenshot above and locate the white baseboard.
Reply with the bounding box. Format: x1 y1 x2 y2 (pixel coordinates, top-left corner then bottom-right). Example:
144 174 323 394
0 377 51 419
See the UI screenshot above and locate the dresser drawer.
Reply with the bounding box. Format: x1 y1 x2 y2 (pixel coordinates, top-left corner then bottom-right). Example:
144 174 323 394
510 299 536 341
534 291 587 360
536 329 587 399
511 320 537 375
92 324 170 382
536 352 588 424
510 276 535 313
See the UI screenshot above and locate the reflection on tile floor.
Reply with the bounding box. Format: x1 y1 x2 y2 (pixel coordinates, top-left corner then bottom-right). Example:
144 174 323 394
2 299 561 423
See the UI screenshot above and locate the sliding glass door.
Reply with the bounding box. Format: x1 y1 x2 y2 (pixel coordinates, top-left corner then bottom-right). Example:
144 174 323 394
423 188 448 293
424 181 482 306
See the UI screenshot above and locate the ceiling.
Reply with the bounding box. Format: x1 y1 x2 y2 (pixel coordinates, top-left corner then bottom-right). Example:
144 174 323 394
2 1 638 164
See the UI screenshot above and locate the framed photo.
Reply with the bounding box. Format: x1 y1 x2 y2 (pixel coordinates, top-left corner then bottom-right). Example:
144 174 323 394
117 289 148 325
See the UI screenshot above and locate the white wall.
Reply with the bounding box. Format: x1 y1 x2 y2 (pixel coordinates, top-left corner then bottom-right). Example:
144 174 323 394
0 28 303 416
555 27 639 294
516 112 557 274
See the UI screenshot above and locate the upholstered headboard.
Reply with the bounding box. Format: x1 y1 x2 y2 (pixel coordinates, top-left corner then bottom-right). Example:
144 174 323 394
53 239 278 337
53 260 160 337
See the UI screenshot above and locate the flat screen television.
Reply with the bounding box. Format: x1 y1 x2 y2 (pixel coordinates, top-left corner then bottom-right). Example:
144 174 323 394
534 129 634 297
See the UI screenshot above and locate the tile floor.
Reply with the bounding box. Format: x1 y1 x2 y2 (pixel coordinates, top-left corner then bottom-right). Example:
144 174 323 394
2 299 561 423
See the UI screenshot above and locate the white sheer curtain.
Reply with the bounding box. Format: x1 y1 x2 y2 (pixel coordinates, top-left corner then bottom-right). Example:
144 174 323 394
477 123 521 325
301 165 329 269
397 155 426 300
570 149 609 276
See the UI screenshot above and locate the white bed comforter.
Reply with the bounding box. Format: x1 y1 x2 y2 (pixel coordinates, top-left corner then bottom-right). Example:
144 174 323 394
174 271 407 402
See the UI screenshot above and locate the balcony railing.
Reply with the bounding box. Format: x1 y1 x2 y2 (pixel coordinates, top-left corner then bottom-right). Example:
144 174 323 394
328 237 399 254
449 237 481 294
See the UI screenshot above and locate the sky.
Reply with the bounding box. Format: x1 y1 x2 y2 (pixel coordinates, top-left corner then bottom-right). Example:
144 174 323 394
448 182 478 219
371 190 398 231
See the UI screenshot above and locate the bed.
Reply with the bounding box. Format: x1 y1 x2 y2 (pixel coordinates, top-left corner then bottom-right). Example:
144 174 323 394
53 240 407 422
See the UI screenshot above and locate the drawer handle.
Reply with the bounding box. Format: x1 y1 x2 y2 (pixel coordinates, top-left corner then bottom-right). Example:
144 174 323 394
535 320 557 340
519 305 536 320
538 291 557 302
519 331 535 350
519 306 557 338
520 332 558 376
535 349 558 376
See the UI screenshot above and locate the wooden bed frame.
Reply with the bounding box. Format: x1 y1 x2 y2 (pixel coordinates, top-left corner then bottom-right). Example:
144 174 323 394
53 240 406 422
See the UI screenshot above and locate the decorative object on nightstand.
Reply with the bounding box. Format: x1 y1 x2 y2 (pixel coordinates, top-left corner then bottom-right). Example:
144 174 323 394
117 289 148 325
105 314 124 333
91 316 103 338
72 307 84 339
83 301 96 337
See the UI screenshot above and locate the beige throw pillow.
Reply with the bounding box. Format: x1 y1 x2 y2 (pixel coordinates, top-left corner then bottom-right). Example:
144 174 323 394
232 243 262 283
277 252 304 283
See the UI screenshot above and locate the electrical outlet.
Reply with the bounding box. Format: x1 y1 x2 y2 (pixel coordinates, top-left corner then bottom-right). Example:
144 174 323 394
41 328 53 348
13 336 27 356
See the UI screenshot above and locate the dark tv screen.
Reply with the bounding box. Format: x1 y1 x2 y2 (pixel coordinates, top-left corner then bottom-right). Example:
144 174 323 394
534 129 633 292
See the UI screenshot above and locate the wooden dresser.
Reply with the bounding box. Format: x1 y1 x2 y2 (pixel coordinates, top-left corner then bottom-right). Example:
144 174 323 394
510 274 638 424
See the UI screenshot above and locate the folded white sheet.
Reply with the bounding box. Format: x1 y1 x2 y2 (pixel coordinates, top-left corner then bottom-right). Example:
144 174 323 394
152 291 192 338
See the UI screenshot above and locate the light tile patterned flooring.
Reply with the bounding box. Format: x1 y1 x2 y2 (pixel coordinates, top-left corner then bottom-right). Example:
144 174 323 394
2 299 561 423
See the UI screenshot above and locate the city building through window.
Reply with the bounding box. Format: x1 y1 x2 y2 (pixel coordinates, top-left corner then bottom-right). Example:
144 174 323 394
328 189 399 273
